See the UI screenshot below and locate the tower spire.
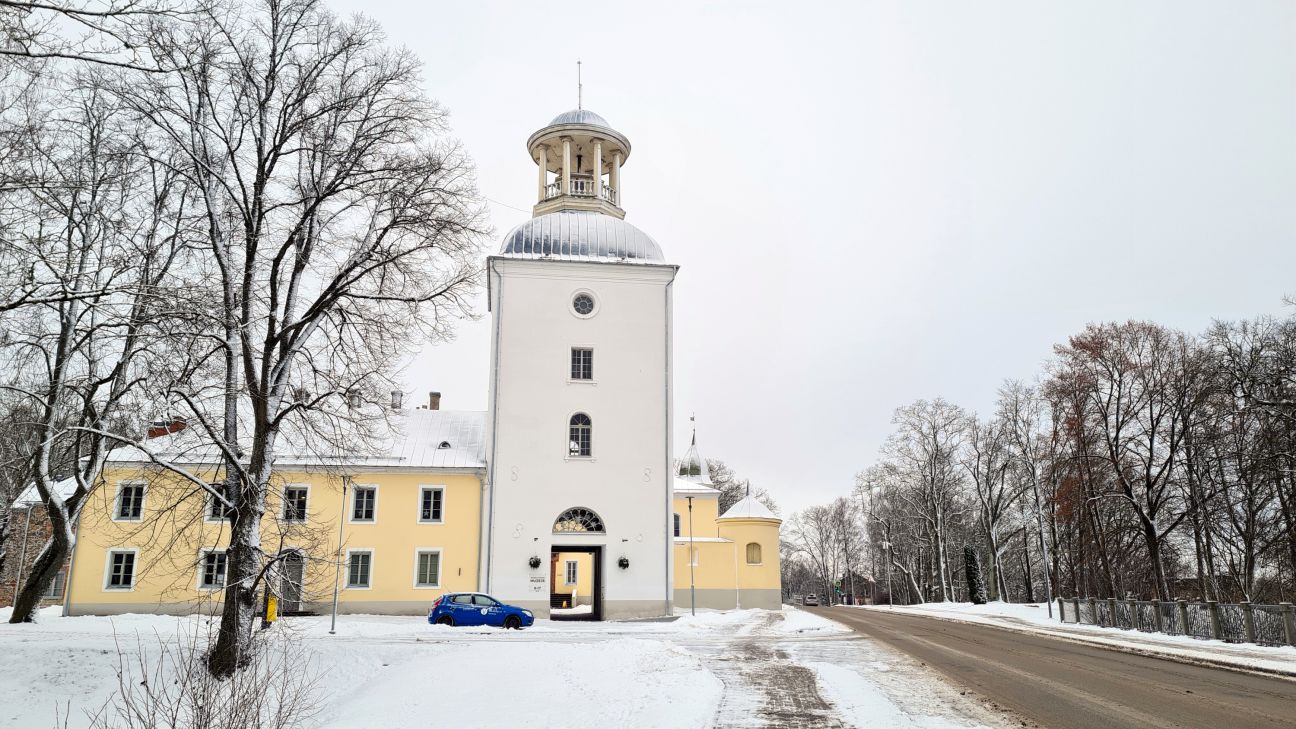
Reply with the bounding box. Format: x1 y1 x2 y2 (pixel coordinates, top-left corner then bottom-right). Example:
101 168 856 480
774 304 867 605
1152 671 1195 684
577 59 583 111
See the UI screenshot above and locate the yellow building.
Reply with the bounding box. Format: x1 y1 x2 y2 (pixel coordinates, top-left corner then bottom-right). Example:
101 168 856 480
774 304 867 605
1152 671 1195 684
64 412 781 618
672 435 782 611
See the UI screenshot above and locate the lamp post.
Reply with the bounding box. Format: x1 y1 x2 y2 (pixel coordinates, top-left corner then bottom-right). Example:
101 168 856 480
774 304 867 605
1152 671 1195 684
881 540 893 609
329 476 350 635
686 495 696 616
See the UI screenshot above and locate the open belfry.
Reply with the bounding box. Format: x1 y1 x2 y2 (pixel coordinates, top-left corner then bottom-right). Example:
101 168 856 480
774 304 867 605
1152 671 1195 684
57 101 781 619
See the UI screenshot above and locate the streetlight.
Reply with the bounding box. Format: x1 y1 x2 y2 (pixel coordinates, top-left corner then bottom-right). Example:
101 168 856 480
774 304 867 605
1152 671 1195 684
686 495 696 617
329 475 350 635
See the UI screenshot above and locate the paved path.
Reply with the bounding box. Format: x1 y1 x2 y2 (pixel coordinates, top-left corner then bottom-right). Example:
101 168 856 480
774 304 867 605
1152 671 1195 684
812 606 1296 729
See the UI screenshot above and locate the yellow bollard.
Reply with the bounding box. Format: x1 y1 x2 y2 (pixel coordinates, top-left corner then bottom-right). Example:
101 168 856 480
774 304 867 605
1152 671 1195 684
266 594 279 623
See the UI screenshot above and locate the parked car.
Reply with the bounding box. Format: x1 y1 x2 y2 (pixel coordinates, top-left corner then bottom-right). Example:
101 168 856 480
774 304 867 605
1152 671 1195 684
429 592 534 629
803 594 819 606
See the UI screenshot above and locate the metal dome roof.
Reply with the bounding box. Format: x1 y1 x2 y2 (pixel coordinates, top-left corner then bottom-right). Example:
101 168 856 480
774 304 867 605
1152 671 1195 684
499 211 665 263
548 109 612 128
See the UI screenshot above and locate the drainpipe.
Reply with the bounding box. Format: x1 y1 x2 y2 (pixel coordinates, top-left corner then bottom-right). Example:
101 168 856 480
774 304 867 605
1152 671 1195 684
687 496 695 616
484 261 504 593
61 506 83 617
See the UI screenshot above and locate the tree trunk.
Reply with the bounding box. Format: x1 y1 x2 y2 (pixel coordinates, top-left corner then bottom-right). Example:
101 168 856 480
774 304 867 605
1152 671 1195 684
9 503 72 623
207 508 261 676
1141 518 1172 602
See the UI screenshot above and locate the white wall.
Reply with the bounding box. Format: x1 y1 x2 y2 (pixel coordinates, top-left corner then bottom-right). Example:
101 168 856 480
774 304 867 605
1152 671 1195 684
483 258 677 617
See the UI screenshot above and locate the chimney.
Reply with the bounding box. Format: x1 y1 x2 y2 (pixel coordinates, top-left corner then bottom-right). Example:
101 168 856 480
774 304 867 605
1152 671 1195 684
390 390 403 410
428 391 441 411
147 417 187 439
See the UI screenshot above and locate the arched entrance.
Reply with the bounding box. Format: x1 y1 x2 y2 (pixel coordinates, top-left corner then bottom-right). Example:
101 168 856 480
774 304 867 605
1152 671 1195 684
551 507 605 621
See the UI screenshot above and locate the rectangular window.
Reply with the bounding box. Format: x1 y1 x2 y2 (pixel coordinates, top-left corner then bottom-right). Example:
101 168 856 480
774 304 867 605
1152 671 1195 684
415 551 441 588
565 560 578 586
419 487 443 523
689 547 700 568
570 348 593 380
347 551 372 588
352 486 376 522
43 571 65 600
207 483 230 521
282 486 308 522
200 551 228 589
115 483 145 521
106 550 136 589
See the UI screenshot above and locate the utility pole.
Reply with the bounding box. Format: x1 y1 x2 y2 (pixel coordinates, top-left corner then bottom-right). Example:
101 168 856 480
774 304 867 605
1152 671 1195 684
329 476 350 634
687 495 696 616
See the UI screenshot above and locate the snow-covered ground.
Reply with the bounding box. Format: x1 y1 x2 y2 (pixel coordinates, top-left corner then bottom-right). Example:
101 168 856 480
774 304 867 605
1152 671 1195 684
853 601 1296 677
0 605 1007 729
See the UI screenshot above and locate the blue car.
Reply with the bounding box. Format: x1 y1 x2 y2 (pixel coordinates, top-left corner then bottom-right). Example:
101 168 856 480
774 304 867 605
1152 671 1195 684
428 592 534 629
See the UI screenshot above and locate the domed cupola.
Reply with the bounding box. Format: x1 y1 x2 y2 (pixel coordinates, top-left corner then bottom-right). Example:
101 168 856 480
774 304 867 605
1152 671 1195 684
525 105 631 220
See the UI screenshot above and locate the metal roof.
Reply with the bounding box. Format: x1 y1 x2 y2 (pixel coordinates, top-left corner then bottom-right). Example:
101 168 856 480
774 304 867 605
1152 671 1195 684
548 109 612 128
718 494 780 521
499 211 665 263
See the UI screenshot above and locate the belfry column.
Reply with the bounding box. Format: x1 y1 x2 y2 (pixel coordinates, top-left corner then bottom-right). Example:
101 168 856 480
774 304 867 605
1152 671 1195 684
537 145 548 201
561 137 572 195
592 139 603 200
611 151 622 206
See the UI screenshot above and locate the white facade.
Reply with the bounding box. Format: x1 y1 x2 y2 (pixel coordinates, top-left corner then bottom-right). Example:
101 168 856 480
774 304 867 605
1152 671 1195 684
480 109 679 619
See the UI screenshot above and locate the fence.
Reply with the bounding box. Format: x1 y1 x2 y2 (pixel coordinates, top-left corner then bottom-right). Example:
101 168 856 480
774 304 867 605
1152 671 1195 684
1058 597 1296 647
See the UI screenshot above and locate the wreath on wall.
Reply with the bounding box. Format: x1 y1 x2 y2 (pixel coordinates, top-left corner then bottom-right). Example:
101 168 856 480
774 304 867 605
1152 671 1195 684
529 556 542 569
618 556 630 569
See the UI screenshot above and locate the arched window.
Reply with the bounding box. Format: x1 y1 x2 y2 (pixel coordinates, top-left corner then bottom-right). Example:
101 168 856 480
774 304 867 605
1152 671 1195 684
745 542 762 565
569 413 592 457
553 507 605 534
673 513 681 538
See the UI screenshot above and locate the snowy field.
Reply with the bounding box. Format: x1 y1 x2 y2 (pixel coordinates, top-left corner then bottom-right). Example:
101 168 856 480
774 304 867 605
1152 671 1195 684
0 605 1007 729
854 601 1296 677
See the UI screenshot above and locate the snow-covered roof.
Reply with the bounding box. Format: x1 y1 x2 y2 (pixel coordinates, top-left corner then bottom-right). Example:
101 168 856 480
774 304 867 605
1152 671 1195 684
105 409 487 471
498 211 665 264
548 109 613 129
673 477 719 496
676 431 712 485
14 476 78 508
717 494 779 522
673 536 732 543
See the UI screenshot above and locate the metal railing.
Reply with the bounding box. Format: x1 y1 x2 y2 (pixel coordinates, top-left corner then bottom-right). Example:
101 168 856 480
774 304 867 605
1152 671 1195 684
542 175 617 204
1058 597 1296 646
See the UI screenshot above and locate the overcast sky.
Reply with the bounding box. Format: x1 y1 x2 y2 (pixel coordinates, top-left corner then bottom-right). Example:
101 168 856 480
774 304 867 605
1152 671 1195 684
331 0 1296 515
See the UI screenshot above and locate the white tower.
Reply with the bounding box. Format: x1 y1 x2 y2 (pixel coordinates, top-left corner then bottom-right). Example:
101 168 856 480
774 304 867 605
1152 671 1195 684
482 107 677 619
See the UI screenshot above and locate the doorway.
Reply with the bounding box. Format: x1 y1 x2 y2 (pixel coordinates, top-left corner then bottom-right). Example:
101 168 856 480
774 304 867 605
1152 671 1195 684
549 545 602 621
278 550 306 614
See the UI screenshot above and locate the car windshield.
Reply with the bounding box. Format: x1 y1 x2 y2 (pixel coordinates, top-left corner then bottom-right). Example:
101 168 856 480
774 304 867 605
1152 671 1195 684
472 595 498 607
451 594 473 605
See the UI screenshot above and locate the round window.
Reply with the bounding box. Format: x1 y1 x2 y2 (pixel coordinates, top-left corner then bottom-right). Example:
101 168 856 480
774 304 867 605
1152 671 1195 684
572 293 595 316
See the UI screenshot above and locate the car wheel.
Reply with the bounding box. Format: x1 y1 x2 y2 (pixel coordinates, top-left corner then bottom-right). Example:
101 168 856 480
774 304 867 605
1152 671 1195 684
504 615 521 630
436 615 454 626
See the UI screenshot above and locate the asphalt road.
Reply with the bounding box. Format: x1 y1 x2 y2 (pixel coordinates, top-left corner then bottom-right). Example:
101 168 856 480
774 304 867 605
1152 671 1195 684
810 606 1296 729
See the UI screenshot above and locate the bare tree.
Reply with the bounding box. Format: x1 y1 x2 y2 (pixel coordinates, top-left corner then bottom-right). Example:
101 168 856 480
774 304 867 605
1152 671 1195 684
1 81 194 621
960 413 1016 601
100 0 484 675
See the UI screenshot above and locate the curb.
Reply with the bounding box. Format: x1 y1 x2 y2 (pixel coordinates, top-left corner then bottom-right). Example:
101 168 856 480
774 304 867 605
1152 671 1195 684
841 606 1296 682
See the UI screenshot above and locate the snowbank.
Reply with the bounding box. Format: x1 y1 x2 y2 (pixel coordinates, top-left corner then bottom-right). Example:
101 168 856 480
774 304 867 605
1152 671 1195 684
856 601 1296 677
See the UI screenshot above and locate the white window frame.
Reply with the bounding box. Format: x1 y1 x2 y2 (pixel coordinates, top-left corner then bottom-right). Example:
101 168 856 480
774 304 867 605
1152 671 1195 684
112 481 147 523
412 548 443 589
568 345 596 384
280 483 311 523
103 548 140 591
417 486 445 524
344 548 374 590
565 411 594 461
43 570 66 600
197 548 229 591
564 559 578 586
348 484 379 524
204 482 231 524
569 288 600 319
